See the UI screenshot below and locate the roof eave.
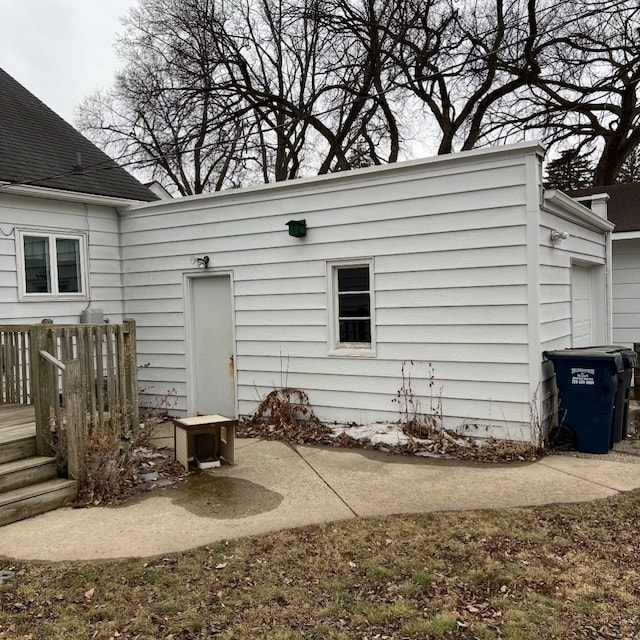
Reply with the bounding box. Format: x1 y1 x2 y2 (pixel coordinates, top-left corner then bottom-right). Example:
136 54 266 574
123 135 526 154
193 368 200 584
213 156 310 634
543 189 614 232
0 182 151 208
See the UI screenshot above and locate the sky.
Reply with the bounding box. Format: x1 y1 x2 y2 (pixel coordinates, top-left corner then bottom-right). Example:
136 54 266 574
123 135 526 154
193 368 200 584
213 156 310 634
0 0 136 126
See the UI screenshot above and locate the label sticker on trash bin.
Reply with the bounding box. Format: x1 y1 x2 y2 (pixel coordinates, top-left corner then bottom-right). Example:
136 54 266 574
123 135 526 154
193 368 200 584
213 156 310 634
571 367 595 385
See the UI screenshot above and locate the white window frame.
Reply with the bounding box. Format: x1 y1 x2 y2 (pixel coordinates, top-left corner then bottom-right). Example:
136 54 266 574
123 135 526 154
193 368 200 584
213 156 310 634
16 229 89 300
327 258 376 356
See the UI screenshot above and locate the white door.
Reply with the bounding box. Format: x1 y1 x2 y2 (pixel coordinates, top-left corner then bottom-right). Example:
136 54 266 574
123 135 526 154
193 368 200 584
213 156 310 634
571 264 593 347
190 275 236 416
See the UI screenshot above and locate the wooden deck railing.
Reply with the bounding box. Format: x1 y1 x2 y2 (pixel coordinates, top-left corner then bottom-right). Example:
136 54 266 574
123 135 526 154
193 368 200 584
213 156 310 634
0 325 32 404
0 320 139 479
36 350 85 480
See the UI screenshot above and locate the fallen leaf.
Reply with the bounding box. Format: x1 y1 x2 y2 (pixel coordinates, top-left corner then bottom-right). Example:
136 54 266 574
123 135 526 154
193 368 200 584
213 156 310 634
84 588 95 600
215 563 227 569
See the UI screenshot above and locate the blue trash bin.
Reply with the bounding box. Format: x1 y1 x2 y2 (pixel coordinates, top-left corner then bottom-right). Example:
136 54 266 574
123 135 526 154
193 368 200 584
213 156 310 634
543 348 624 454
591 346 638 445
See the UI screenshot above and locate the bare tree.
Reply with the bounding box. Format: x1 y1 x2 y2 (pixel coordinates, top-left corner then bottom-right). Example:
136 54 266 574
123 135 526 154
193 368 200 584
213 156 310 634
78 0 405 191
78 0 257 195
382 0 543 154
210 0 406 175
78 0 640 191
309 0 408 171
508 0 640 185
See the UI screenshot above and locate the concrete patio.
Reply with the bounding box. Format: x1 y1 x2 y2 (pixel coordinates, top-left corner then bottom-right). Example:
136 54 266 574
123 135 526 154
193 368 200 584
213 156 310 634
0 434 639 562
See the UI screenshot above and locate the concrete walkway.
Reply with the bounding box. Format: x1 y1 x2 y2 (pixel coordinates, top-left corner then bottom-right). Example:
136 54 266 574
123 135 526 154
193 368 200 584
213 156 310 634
1 438 639 562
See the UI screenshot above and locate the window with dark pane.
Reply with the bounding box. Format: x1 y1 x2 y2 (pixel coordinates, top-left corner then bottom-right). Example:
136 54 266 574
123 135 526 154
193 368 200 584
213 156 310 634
56 237 81 293
24 235 51 293
337 266 371 344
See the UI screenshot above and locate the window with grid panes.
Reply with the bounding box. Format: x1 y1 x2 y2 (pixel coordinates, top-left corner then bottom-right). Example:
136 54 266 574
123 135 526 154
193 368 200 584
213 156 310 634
336 265 371 346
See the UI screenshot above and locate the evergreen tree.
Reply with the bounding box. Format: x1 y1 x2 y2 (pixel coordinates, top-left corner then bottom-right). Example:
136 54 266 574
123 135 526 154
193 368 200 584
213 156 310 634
617 149 640 183
544 149 594 191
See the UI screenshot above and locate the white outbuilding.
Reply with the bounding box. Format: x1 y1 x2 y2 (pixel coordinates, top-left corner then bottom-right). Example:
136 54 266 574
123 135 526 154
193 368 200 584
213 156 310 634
119 141 614 443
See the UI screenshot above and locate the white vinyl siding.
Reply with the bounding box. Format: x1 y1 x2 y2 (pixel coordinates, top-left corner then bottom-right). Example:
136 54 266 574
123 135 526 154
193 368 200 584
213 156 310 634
536 195 612 436
0 193 124 323
610 238 640 347
538 208 608 352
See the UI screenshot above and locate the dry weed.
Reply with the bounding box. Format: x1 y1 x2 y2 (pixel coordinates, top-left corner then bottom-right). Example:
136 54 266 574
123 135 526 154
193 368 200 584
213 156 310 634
239 387 333 444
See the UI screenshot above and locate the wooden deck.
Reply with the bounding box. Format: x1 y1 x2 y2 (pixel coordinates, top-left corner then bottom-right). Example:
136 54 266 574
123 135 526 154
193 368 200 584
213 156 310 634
0 404 36 445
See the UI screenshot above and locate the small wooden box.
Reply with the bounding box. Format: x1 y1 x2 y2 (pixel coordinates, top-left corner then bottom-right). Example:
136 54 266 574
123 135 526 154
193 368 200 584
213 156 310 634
172 414 238 471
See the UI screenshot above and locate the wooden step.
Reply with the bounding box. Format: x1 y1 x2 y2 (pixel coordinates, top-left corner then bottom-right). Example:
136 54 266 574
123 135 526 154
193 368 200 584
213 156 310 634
0 435 37 465
0 405 36 429
0 421 36 442
0 479 77 527
0 457 57 494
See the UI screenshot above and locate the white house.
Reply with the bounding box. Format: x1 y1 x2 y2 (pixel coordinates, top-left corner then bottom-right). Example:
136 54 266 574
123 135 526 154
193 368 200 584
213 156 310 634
0 68 157 326
119 142 614 442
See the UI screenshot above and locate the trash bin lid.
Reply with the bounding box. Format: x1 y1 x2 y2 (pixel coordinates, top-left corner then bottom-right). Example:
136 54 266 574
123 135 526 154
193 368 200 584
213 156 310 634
590 345 639 368
543 348 625 373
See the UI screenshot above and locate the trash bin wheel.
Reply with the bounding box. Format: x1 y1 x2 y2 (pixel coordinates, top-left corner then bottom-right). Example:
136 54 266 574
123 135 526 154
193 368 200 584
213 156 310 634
548 425 576 451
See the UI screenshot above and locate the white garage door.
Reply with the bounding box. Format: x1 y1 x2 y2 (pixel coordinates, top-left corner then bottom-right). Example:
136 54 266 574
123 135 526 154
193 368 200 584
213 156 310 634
571 264 592 347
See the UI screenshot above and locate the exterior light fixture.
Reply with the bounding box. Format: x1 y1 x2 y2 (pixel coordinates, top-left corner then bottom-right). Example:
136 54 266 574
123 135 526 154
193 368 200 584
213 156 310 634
191 255 210 269
286 219 307 238
550 229 569 246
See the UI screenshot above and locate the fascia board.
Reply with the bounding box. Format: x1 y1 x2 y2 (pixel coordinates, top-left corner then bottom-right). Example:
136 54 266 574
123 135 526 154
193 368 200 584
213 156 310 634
543 189 614 233
0 182 145 208
612 231 640 240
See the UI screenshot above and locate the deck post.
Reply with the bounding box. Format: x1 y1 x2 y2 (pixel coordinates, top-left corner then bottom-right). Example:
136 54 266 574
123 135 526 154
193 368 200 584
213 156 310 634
63 360 84 483
124 319 139 431
30 324 55 457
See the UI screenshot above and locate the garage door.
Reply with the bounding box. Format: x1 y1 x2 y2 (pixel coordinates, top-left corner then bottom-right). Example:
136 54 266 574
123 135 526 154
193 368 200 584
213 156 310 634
571 264 592 347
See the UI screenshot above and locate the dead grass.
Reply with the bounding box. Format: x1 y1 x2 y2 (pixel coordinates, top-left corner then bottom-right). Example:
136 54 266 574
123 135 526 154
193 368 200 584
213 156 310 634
2 491 640 639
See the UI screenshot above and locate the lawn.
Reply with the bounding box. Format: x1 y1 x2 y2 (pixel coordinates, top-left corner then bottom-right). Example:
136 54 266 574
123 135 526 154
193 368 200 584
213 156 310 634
1 490 639 639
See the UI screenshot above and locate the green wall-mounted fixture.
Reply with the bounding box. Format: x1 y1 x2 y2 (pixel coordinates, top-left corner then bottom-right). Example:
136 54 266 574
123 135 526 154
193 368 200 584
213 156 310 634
286 219 307 238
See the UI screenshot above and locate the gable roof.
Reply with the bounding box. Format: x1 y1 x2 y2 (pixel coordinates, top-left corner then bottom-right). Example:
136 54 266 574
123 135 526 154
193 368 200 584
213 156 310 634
0 68 158 202
571 183 640 233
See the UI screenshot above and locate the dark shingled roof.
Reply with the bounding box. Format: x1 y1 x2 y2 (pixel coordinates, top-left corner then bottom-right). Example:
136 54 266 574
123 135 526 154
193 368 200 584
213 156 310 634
0 68 158 202
571 183 640 233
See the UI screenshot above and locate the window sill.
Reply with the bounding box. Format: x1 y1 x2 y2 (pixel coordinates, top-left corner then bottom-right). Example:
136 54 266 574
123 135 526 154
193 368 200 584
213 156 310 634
328 347 376 358
19 294 89 302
